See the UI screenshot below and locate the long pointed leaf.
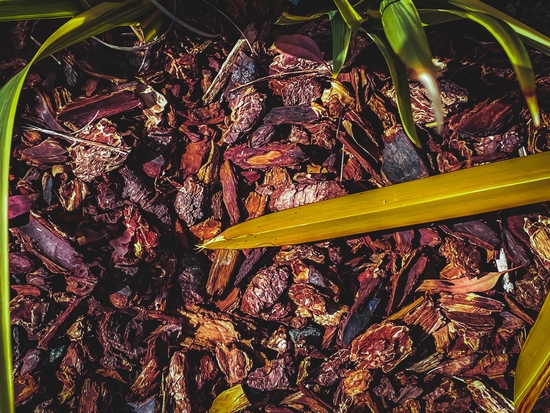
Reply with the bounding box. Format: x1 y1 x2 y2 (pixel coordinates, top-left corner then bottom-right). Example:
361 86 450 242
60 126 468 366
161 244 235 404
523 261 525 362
368 32 421 148
380 0 443 133
330 11 352 77
334 0 364 33
201 151 550 249
0 2 156 412
446 0 550 56
0 0 83 21
275 11 326 25
442 9 539 127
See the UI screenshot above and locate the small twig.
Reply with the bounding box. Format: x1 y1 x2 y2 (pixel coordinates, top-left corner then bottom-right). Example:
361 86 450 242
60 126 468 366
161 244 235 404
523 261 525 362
22 125 130 155
229 69 329 93
71 111 100 135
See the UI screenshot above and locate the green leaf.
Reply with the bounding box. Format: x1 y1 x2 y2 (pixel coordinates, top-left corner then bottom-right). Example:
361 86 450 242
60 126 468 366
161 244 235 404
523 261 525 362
330 11 352 77
417 8 463 26
0 2 156 412
334 0 364 33
442 9 539 126
0 0 83 21
380 0 443 133
447 0 550 55
275 11 325 25
201 151 550 249
368 32 421 148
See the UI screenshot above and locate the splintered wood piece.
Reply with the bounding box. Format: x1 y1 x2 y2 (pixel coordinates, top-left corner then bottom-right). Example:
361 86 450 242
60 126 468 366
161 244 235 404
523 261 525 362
206 249 241 297
57 90 141 127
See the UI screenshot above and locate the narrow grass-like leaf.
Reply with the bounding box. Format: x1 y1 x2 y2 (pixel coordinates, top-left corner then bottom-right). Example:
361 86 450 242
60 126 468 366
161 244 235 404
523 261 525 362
0 2 156 412
209 384 250 413
329 11 352 77
0 0 83 21
516 289 550 412
275 11 326 25
368 32 421 148
417 8 463 26
334 0 364 33
446 0 550 56
442 9 539 126
380 0 443 133
201 151 550 249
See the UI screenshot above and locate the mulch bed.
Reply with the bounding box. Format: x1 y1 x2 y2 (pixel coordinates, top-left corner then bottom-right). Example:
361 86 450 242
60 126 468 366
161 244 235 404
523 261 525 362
3 1 550 412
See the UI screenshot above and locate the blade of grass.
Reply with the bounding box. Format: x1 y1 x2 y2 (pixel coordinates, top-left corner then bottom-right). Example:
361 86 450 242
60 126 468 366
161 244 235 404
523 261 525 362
0 2 156 411
516 291 550 413
367 32 421 148
149 0 219 37
441 8 539 126
275 12 326 25
201 151 550 249
380 0 443 133
329 11 352 77
446 0 550 55
0 0 83 21
334 0 364 33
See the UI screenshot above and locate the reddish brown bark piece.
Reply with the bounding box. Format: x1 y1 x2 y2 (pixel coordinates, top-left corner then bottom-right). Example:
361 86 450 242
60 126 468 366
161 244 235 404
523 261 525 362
350 322 414 373
167 351 192 413
57 90 141 127
70 118 129 182
247 358 291 391
263 105 320 125
175 176 207 227
206 249 241 297
224 144 306 170
268 181 347 212
220 160 240 225
224 86 265 145
20 138 68 165
241 266 290 316
215 343 253 386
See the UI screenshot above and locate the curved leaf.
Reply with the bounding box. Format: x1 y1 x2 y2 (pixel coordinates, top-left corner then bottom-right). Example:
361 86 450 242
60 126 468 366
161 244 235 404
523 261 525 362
442 9 539 126
380 0 443 133
330 11 352 77
272 34 324 64
0 2 156 412
368 32 421 148
0 0 83 21
334 0 364 33
447 0 550 56
275 11 325 25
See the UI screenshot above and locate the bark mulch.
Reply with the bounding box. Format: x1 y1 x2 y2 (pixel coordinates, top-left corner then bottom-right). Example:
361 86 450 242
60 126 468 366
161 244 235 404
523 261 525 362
3 0 550 412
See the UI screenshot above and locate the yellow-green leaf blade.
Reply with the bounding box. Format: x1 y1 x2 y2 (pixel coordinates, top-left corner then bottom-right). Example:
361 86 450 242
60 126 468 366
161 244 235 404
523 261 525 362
380 0 443 132
515 290 550 413
275 11 325 25
330 11 352 77
442 9 539 126
334 0 364 33
0 2 156 412
201 151 550 249
368 32 421 148
0 68 29 413
447 0 550 56
0 0 83 21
